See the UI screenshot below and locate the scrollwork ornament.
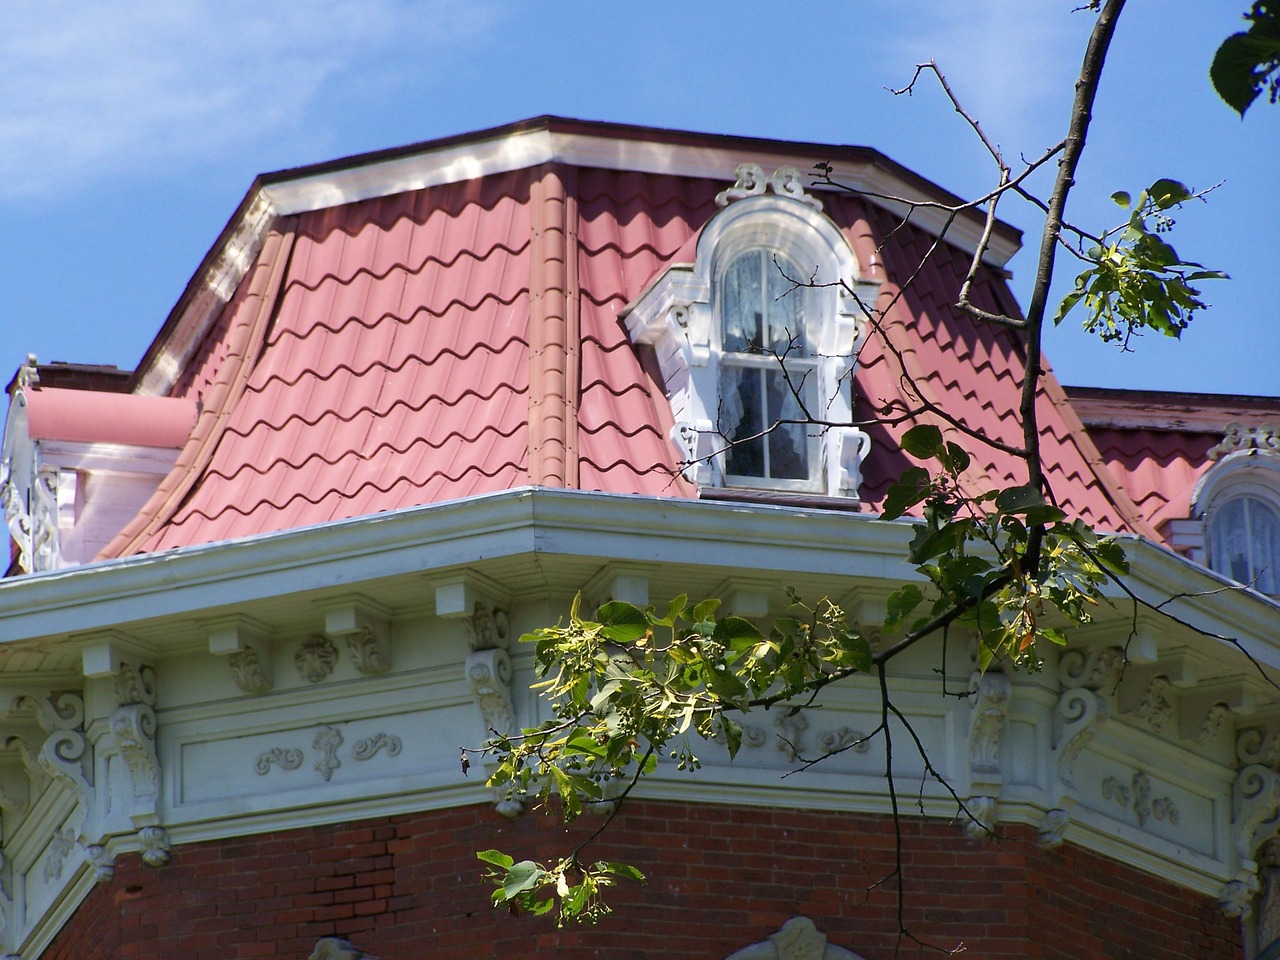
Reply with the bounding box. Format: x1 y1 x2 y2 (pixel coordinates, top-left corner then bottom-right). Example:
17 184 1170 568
1238 724 1280 769
466 649 515 736
1134 676 1174 732
1058 646 1124 692
818 726 870 755
1234 764 1280 861
352 733 402 761
110 703 160 804
1054 687 1107 788
255 747 304 775
294 636 338 684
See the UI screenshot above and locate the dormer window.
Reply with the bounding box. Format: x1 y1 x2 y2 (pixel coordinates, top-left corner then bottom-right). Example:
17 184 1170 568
622 164 879 500
1190 422 1280 597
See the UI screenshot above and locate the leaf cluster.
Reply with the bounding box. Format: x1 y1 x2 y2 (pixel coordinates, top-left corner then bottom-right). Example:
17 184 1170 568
1055 180 1227 347
475 592 870 924
1212 2 1280 116
882 425 1128 671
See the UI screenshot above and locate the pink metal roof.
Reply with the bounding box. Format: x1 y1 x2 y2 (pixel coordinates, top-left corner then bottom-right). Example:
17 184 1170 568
92 124 1191 559
25 388 195 448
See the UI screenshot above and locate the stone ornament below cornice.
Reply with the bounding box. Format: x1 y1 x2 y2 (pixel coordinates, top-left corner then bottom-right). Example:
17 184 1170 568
725 917 865 960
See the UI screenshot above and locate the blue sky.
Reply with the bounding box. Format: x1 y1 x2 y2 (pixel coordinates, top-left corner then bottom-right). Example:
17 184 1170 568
0 1 1274 395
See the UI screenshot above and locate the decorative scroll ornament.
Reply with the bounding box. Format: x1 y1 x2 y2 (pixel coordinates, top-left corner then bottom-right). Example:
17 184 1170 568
1054 688 1107 788
295 636 338 683
1234 765 1280 861
313 726 344 782
345 628 390 676
138 826 171 867
229 645 272 693
18 693 90 804
715 165 824 211
818 727 870 755
1207 420 1280 459
1058 645 1125 693
1102 771 1179 827
1037 808 1071 849
742 710 809 761
353 733 402 761
463 604 510 651
1238 725 1280 769
255 747 304 775
724 916 865 960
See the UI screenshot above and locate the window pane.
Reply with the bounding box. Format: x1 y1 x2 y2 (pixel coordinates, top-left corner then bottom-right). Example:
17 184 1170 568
722 254 763 353
765 368 809 480
722 367 764 477
1212 499 1252 583
765 256 811 355
1249 497 1280 594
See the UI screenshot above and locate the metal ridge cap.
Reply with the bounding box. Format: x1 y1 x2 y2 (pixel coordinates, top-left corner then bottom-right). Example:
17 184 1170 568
0 488 915 643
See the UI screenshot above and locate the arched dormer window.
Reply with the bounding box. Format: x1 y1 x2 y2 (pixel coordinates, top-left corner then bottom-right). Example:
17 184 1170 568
1191 425 1280 596
622 164 878 499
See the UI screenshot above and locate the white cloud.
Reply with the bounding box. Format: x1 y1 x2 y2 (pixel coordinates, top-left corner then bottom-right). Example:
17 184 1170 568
0 0 504 200
880 0 1090 155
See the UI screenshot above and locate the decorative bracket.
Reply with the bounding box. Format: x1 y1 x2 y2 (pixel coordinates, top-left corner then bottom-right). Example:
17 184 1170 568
715 165 824 211
466 648 521 818
206 617 274 693
323 600 392 676
1053 687 1107 790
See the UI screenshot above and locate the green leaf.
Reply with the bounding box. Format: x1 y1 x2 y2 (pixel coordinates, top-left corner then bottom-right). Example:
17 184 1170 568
994 485 1046 515
477 849 514 869
901 424 944 459
596 601 650 644
1110 190 1131 207
885 584 924 629
502 861 545 899
1147 179 1191 209
713 616 765 651
691 598 722 622
882 467 931 520
1212 9 1280 117
600 861 646 882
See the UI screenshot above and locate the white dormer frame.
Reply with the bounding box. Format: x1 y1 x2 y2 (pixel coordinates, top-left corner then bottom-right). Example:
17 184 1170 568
1188 446 1280 595
621 167 879 499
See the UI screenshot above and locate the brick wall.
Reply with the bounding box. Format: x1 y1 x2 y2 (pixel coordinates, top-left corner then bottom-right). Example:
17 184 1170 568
43 802 1241 959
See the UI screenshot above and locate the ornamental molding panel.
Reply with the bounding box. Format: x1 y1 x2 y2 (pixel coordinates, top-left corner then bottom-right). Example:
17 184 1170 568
462 604 510 652
724 916 865 960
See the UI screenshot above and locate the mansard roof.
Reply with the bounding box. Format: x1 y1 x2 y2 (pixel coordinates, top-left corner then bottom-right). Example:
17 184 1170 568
4 117 1235 563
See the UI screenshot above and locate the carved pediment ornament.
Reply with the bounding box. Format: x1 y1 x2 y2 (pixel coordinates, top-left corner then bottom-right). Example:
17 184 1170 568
715 165 824 211
346 627 390 676
725 916 865 960
1207 421 1280 459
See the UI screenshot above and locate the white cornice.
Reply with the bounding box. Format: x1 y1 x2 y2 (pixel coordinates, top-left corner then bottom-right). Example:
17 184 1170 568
262 129 1019 268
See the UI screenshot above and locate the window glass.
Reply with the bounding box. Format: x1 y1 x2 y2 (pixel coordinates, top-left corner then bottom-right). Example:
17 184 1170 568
1211 495 1280 594
719 249 816 485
